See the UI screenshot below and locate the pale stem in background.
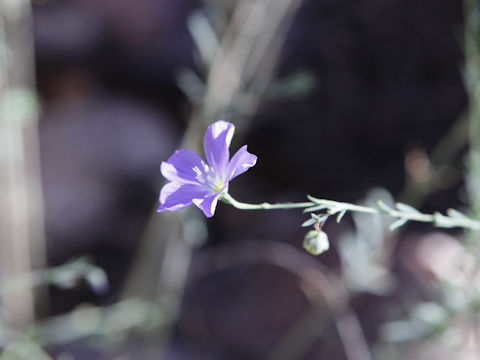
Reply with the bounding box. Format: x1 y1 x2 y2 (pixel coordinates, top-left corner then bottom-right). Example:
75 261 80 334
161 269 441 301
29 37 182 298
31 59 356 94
121 0 305 357
123 0 302 299
464 0 480 355
0 0 45 327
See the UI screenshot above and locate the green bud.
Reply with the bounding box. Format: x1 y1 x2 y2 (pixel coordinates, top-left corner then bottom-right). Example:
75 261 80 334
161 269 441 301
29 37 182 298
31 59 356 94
303 230 329 255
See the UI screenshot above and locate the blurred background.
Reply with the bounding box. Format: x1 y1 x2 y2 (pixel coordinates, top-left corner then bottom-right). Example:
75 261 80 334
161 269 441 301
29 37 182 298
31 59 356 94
0 0 478 359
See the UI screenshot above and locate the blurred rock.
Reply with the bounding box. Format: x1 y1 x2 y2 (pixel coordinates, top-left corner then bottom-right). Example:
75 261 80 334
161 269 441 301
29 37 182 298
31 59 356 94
40 93 178 311
34 0 198 117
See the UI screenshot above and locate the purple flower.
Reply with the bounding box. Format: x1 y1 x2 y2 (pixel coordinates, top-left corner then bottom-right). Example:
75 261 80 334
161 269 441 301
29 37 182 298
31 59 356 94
158 120 257 217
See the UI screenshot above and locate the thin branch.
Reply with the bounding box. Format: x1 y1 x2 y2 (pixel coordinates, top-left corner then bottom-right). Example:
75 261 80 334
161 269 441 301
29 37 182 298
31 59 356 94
220 193 480 230
0 0 45 328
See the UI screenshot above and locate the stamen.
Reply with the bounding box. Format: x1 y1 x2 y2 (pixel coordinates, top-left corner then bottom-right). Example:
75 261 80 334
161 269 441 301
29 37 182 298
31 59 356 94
194 162 225 193
211 178 225 193
201 161 210 173
192 166 206 184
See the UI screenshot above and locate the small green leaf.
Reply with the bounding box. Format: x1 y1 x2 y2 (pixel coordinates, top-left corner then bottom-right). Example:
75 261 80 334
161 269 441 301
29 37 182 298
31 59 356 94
377 200 392 212
446 208 469 219
311 213 329 223
336 209 347 223
303 204 329 213
396 202 420 213
433 212 456 228
389 218 408 231
301 217 317 227
327 205 344 215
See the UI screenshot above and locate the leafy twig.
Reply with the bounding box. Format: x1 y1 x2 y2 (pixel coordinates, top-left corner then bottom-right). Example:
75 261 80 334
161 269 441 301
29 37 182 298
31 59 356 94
221 193 480 231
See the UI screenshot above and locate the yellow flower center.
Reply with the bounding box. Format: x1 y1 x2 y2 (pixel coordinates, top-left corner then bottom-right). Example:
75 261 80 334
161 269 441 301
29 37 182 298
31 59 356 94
211 178 225 193
193 161 226 193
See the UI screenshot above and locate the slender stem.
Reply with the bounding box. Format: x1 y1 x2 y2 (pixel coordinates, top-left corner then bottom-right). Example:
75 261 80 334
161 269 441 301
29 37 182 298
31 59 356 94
221 193 480 230
307 197 379 214
220 193 314 210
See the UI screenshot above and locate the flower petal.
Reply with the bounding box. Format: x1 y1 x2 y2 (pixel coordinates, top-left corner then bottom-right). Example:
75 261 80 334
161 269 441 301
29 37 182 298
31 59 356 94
203 120 235 174
225 145 257 181
157 182 209 212
161 149 205 185
192 191 222 218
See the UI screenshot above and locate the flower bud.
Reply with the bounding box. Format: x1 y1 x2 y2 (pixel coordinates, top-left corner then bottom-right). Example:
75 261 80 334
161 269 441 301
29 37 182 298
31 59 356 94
303 230 329 255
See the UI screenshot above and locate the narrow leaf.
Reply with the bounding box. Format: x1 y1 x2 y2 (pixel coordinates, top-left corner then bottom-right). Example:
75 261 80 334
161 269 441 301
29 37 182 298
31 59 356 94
377 200 392 212
433 212 456 228
327 205 344 215
302 218 317 227
389 218 408 231
396 202 420 213
336 209 347 223
446 208 469 219
303 204 329 213
312 213 329 223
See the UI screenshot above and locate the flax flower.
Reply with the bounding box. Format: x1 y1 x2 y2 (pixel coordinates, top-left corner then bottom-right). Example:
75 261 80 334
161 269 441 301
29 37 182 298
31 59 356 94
158 120 257 217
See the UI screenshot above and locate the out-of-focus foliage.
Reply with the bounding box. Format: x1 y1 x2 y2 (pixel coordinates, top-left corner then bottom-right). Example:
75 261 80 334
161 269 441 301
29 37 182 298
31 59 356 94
0 0 478 359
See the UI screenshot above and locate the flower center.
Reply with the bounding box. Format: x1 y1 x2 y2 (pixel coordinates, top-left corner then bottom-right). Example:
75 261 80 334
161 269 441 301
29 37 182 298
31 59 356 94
211 178 225 193
193 161 225 193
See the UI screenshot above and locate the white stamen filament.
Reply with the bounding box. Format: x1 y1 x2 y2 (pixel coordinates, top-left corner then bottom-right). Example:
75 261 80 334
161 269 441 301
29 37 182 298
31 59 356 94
193 163 225 193
193 166 205 184
201 160 210 173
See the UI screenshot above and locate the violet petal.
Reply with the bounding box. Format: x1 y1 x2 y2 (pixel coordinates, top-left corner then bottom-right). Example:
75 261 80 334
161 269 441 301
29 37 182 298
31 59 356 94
226 145 257 181
192 184 227 217
203 120 234 174
161 149 206 185
158 182 209 212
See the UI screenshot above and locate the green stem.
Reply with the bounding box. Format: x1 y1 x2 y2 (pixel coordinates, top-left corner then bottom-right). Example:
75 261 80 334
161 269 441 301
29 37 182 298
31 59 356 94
220 193 480 231
220 192 313 210
306 197 378 215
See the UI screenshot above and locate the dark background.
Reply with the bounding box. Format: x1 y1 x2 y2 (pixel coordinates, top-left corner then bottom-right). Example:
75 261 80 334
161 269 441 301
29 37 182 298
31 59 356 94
33 0 467 359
